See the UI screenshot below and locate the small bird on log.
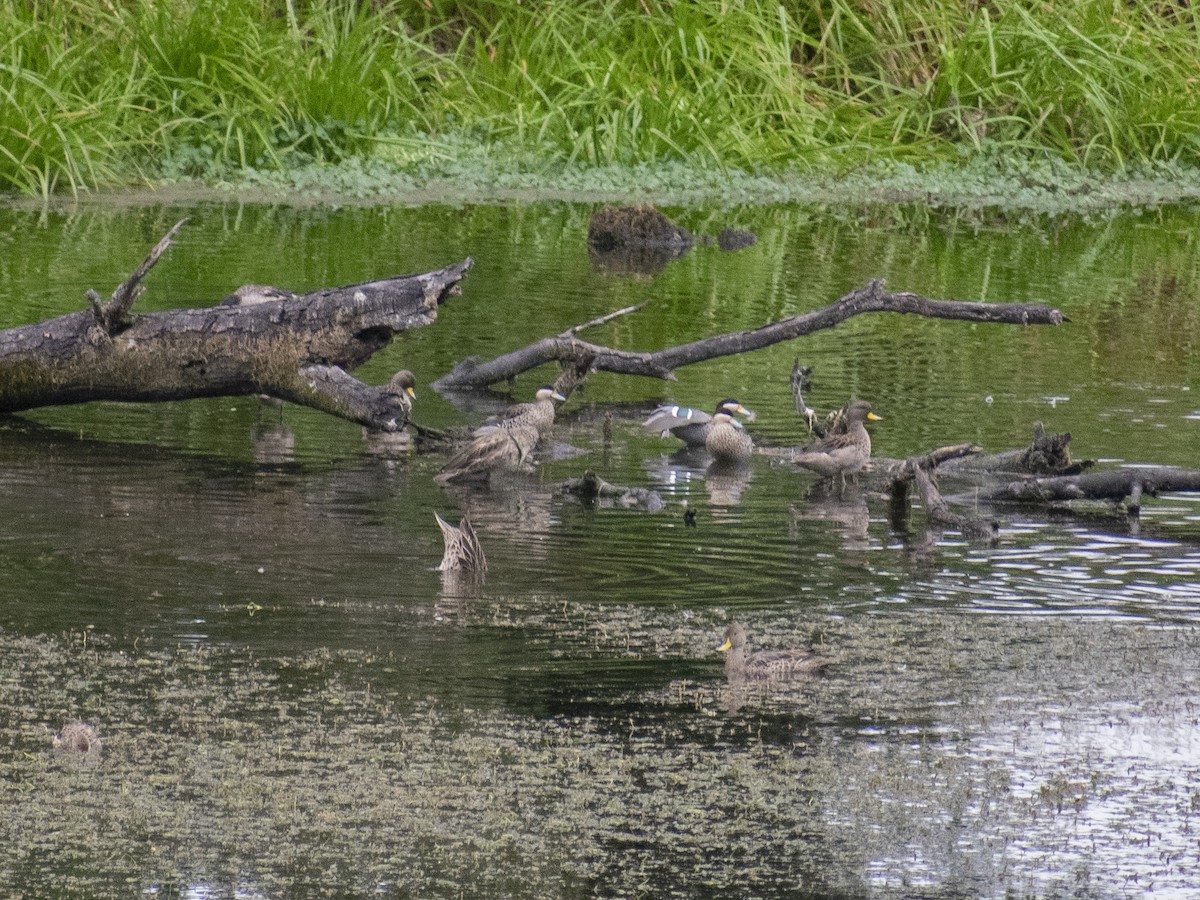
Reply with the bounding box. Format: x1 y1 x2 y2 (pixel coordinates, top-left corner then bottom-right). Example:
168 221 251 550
434 512 487 574
791 400 880 486
643 398 754 448
719 623 831 681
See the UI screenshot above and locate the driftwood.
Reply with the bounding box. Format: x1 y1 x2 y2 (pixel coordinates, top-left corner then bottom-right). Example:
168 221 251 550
939 422 1087 477
884 427 1200 525
561 471 665 512
0 224 472 431
981 467 1200 512
884 444 999 540
432 279 1066 390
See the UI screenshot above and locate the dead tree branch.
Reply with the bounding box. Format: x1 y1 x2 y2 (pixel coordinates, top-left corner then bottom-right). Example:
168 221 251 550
432 279 1067 390
884 444 998 539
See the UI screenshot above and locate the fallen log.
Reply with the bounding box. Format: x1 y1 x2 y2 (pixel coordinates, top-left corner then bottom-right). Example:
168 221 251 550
980 467 1200 512
432 279 1066 390
938 422 1088 477
0 223 472 431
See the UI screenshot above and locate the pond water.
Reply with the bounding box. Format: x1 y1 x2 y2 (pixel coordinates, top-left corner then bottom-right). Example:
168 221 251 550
1 198 1199 898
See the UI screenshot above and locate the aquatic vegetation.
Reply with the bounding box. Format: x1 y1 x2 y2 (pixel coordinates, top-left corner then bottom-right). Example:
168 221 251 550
4 609 1200 897
4 1 1200 199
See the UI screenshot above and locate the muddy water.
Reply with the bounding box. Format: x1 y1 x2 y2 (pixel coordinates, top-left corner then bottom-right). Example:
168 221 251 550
0 200 1199 897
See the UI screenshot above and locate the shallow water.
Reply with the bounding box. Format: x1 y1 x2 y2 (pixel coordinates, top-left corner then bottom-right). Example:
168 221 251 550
1 199 1199 897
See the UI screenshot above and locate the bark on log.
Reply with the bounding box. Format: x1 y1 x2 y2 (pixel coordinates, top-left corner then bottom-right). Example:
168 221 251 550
432 278 1066 390
980 467 1200 510
938 422 1087 477
0 225 472 431
884 444 998 540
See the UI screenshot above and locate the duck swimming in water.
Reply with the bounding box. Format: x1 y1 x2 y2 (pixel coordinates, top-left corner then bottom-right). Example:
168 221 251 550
477 385 566 437
719 622 831 681
704 410 754 463
436 385 565 484
435 423 541 484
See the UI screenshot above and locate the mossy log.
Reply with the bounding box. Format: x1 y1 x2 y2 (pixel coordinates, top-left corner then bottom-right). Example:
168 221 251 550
0 222 472 431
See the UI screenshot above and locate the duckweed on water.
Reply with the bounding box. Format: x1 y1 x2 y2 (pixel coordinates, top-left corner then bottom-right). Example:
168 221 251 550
3 609 1200 897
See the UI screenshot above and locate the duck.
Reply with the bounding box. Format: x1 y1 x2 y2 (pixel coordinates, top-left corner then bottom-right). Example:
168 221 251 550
704 410 754 463
435 423 541 484
52 720 103 755
218 284 299 307
434 512 487 574
643 398 754 448
477 385 566 437
791 400 880 486
719 622 831 681
383 369 417 409
362 369 418 453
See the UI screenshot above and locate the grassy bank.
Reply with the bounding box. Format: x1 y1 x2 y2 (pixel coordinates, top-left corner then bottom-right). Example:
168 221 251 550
4 0 1200 200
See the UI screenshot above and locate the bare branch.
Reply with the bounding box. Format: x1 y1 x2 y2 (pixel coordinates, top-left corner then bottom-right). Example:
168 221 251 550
432 279 1066 390
95 218 189 333
561 303 644 336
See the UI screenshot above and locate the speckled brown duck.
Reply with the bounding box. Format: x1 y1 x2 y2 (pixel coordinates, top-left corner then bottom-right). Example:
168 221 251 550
434 512 487 574
643 398 755 448
704 410 754 463
383 369 417 410
719 622 831 681
52 721 103 755
477 385 566 437
791 400 880 485
435 423 541 484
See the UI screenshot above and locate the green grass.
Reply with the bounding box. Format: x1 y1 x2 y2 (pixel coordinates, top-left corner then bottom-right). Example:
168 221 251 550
2 0 1200 197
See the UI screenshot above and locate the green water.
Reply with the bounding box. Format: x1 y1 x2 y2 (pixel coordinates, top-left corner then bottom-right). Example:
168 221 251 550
0 200 1198 897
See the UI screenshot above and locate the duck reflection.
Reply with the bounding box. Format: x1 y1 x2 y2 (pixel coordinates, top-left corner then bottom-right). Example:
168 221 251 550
251 422 295 466
361 427 414 462
643 450 751 507
790 482 871 553
704 459 752 507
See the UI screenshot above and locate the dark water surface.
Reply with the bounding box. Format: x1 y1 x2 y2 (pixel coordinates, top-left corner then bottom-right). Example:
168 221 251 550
1 200 1199 898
